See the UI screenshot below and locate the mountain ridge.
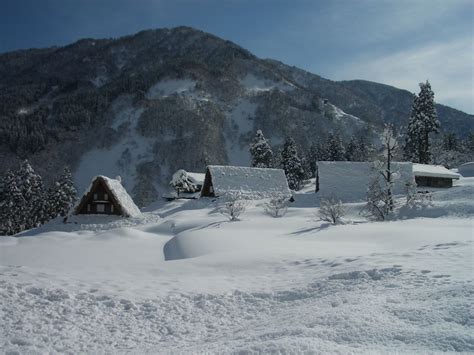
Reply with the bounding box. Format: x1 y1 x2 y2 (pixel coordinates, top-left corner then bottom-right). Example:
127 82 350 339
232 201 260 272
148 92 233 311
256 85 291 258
0 26 472 205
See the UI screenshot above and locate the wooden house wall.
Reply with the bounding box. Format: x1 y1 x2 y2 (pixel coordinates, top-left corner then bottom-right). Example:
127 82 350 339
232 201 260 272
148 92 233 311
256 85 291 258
415 176 453 188
77 180 122 215
200 170 215 197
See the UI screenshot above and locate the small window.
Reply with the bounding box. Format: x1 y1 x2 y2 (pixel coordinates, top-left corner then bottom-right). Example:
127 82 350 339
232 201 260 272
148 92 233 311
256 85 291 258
96 204 105 213
87 204 91 212
111 204 114 213
93 193 98 200
209 186 214 193
104 193 108 201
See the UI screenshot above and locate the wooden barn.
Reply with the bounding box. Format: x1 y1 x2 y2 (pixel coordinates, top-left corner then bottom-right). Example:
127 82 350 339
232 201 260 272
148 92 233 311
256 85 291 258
74 176 141 217
200 165 291 199
413 164 460 188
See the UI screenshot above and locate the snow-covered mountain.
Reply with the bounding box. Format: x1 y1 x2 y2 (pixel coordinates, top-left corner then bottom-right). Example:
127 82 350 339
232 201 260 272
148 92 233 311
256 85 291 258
1 26 472 205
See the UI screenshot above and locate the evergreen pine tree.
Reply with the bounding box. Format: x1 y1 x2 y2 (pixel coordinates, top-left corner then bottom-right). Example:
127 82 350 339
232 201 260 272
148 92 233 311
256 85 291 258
249 130 273 168
280 136 305 190
326 132 346 161
345 136 358 161
0 170 27 235
48 167 77 218
404 80 440 163
16 160 47 229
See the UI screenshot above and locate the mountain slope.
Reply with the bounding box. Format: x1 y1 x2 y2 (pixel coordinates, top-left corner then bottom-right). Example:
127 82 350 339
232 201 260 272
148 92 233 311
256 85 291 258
1 27 472 205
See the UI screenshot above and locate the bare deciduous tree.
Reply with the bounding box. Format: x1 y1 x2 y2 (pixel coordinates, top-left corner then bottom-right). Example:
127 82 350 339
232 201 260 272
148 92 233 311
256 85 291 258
319 196 345 224
263 194 289 218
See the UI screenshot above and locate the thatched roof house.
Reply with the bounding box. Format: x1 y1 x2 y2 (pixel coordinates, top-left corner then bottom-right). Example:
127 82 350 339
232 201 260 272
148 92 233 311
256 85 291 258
413 164 460 188
316 161 414 202
74 176 141 217
201 165 291 199
457 162 474 178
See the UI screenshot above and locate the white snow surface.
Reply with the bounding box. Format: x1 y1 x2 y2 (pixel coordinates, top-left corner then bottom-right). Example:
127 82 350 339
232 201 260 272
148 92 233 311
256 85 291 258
413 163 461 179
205 165 291 199
1 178 474 353
458 162 474 177
317 161 414 202
146 79 196 99
186 172 205 185
239 74 295 93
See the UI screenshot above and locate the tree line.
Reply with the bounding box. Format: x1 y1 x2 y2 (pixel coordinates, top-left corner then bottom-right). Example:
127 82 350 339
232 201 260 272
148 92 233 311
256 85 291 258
250 80 473 191
0 160 77 235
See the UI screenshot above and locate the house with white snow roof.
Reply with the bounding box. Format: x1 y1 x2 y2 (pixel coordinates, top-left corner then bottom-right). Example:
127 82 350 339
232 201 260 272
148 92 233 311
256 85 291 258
200 165 291 199
413 164 460 188
316 161 414 202
74 176 141 217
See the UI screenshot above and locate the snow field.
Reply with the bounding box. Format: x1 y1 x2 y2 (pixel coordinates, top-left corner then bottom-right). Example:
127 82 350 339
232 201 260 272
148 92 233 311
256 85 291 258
1 178 473 353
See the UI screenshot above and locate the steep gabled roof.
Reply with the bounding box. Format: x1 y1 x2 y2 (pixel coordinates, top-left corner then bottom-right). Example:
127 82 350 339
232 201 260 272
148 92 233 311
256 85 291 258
413 164 460 179
202 165 291 198
75 176 141 217
316 161 414 202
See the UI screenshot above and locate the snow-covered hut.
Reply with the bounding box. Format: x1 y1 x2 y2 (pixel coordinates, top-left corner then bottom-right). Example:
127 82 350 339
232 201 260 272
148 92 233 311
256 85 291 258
458 162 474 178
413 163 460 188
200 165 291 199
316 161 414 202
74 176 141 217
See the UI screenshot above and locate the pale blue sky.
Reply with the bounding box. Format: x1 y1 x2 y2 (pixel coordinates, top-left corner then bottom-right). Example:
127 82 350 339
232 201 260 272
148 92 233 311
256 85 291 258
1 0 473 113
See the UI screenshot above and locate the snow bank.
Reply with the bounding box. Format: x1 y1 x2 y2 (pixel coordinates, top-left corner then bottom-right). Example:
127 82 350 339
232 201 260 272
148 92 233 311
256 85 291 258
317 161 414 202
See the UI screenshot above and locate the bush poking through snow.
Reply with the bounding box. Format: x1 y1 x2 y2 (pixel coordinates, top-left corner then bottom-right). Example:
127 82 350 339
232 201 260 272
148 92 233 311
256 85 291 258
220 194 247 222
406 183 433 209
264 195 289 218
319 196 345 224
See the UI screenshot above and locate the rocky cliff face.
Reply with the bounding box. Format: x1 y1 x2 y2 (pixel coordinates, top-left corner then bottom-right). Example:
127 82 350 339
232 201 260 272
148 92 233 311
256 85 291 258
1 26 472 205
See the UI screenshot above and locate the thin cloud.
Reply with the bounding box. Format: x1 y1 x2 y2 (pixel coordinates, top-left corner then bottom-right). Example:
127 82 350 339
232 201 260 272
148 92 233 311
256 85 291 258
332 37 474 114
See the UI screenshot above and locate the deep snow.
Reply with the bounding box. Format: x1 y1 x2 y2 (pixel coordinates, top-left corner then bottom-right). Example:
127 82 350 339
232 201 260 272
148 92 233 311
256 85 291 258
1 178 473 353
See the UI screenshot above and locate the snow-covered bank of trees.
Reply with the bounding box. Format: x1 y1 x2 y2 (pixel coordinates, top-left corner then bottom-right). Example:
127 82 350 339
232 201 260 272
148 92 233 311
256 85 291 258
0 161 76 235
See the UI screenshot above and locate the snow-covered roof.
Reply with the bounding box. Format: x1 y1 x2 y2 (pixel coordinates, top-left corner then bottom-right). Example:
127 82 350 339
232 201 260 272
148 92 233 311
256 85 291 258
458 162 474 177
413 164 460 179
204 165 291 199
76 176 141 218
317 161 414 202
187 172 205 185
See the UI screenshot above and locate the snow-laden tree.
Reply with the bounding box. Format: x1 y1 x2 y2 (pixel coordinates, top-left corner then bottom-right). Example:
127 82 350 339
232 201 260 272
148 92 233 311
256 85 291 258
170 169 199 197
365 124 399 220
404 81 440 164
0 170 27 235
250 130 273 168
280 136 305 190
48 167 77 218
17 160 48 228
346 136 374 162
325 132 346 161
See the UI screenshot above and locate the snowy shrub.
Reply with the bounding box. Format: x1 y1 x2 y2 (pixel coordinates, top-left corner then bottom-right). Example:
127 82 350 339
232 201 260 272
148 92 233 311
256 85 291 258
364 175 392 221
318 196 345 224
220 193 247 222
263 194 289 218
405 183 433 209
